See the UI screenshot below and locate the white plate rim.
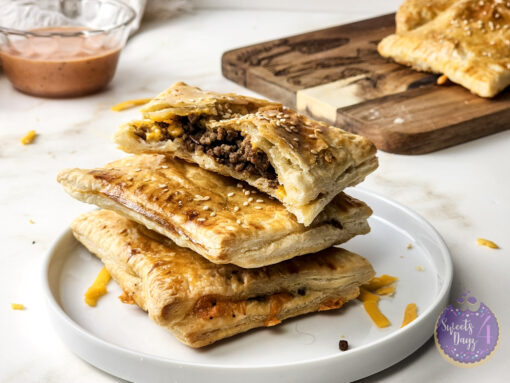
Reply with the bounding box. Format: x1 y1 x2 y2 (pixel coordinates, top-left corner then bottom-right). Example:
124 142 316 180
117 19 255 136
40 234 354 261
42 188 453 372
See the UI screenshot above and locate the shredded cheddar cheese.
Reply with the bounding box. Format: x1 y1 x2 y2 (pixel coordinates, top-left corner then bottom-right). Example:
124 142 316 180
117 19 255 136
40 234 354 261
111 98 152 112
358 288 390 328
437 74 448 85
363 274 398 291
11 303 25 310
20 130 37 145
145 128 163 141
477 238 499 249
84 267 111 307
375 285 395 296
401 303 418 328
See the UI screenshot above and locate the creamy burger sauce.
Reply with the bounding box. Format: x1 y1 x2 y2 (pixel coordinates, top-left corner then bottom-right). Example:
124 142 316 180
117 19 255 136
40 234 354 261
0 27 120 97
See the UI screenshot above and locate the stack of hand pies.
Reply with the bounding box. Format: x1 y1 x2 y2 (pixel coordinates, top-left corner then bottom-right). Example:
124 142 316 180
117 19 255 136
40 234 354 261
58 82 379 348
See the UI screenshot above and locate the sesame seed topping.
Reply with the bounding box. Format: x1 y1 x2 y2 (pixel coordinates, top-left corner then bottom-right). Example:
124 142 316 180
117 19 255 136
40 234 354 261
256 199 264 203
203 206 210 211
197 218 206 222
248 197 253 202
293 137 299 141
237 183 243 188
134 168 142 172
254 206 262 210
158 184 167 188
236 219 242 224
227 192 234 197
233 206 239 212
243 201 249 206
161 165 168 169
308 134 316 138
244 191 250 196
210 212 216 217
311 149 318 154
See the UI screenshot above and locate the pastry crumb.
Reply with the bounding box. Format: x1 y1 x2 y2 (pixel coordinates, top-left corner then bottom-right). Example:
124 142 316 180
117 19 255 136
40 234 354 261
407 243 413 249
437 74 448 85
11 303 25 310
477 238 499 249
20 130 37 145
415 266 425 272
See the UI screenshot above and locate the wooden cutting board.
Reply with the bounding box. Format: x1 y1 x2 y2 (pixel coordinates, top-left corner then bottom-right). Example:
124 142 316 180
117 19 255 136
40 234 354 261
222 14 510 154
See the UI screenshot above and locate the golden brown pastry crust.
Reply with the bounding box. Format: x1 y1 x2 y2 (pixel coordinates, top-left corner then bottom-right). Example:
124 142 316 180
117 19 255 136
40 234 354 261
113 82 378 226
379 0 510 98
396 0 456 33
71 210 375 348
57 154 372 268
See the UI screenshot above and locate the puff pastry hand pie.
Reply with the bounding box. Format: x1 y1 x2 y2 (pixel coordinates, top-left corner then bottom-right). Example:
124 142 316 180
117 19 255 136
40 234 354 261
379 0 510 97
72 209 375 348
57 155 372 268
113 82 378 226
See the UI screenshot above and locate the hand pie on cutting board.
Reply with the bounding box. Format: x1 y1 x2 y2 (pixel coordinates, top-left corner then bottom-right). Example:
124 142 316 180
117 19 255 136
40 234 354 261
113 82 378 226
57 155 372 268
379 0 510 97
71 209 375 348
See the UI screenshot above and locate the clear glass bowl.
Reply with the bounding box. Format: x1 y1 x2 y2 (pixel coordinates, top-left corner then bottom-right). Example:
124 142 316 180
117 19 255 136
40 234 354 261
0 0 135 97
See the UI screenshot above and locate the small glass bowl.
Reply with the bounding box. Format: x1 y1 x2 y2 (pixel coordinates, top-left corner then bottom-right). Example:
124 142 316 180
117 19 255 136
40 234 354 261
0 0 135 97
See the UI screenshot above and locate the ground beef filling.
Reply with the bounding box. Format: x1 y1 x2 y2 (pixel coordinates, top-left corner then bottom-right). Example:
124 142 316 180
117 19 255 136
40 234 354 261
167 116 278 187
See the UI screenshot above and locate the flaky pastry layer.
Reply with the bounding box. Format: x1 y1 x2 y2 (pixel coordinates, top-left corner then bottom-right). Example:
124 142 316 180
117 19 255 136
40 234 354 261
71 210 375 347
57 155 372 268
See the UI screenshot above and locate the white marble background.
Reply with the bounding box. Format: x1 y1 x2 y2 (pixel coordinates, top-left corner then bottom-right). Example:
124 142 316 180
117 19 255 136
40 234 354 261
0 1 508 381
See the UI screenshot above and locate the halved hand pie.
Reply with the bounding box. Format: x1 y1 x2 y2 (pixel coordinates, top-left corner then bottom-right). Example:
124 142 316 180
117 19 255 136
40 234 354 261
71 209 375 348
57 154 372 268
113 82 378 226
379 0 510 97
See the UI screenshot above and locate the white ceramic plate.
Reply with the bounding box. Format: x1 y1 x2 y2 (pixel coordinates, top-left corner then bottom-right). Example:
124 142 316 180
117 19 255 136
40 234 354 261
43 188 452 383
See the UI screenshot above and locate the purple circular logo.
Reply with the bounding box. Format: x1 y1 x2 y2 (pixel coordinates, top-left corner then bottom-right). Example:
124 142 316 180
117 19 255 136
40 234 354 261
435 292 500 366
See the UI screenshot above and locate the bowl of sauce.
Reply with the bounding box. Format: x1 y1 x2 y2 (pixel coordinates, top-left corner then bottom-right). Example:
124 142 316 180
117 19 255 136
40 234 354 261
0 0 135 97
